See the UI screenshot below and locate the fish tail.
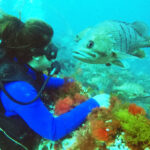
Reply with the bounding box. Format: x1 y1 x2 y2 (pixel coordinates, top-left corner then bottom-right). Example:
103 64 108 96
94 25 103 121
148 36 150 44
138 37 150 48
145 37 150 47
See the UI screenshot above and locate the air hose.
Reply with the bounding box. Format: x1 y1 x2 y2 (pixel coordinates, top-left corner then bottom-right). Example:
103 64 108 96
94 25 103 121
0 61 61 105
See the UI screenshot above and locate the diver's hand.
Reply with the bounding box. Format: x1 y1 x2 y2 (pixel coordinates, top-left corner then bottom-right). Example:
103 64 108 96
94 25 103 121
92 93 110 108
64 77 74 84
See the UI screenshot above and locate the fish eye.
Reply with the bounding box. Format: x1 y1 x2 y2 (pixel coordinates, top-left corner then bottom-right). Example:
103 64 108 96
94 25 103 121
87 40 94 48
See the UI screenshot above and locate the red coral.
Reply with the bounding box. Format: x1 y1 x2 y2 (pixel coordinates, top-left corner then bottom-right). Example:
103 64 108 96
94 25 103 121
59 82 81 97
55 97 73 115
92 128 108 141
91 120 108 141
107 120 121 142
128 103 146 115
109 95 121 110
73 93 87 105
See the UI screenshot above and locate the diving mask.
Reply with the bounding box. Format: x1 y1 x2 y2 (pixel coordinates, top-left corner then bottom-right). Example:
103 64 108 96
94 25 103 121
30 43 58 61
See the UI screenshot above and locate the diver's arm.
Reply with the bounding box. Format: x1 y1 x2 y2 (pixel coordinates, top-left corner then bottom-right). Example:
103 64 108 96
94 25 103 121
0 81 99 141
26 64 72 88
43 74 65 88
43 74 73 88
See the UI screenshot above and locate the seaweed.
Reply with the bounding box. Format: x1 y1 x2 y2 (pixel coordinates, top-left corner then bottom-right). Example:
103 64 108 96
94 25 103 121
114 108 150 149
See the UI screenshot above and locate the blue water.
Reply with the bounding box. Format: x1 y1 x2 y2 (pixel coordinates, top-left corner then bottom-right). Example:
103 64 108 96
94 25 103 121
1 0 150 36
1 1 150 149
1 0 150 93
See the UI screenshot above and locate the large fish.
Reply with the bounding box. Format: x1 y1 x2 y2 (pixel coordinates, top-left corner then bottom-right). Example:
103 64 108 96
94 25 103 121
73 20 150 67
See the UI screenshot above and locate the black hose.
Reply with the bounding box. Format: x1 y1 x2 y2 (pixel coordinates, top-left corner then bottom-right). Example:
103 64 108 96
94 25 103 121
0 72 51 105
0 61 60 105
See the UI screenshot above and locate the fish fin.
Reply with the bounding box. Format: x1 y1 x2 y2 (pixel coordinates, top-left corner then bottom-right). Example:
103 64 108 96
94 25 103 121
112 59 130 68
111 51 136 59
130 49 146 58
111 52 118 58
131 21 150 39
133 38 150 48
105 63 111 66
112 60 125 67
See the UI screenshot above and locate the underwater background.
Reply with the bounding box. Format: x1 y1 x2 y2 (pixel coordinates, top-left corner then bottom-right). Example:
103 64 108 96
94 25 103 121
1 0 150 150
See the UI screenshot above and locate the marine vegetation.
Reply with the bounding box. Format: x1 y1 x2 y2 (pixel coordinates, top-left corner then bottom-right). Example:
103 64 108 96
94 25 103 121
42 79 88 106
37 90 150 150
57 81 87 98
115 105 150 149
68 95 150 150
128 103 146 115
54 93 87 115
55 96 73 115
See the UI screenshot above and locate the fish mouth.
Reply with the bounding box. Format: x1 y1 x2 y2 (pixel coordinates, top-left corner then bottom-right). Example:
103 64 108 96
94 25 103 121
73 50 97 62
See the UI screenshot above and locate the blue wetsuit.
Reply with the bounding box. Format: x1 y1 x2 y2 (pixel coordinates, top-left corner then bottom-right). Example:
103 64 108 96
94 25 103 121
0 70 99 141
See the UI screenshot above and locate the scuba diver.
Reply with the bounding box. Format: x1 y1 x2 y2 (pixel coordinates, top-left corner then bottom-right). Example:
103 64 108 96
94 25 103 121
0 13 110 150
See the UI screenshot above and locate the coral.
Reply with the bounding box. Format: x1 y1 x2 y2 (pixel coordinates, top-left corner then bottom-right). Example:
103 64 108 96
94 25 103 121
88 106 122 144
114 109 150 149
110 95 129 117
58 82 82 98
54 92 88 115
42 80 86 104
42 80 88 111
76 133 96 150
71 127 96 150
71 104 122 150
90 120 108 141
128 103 146 115
109 95 122 109
73 93 87 105
106 120 121 143
55 97 73 115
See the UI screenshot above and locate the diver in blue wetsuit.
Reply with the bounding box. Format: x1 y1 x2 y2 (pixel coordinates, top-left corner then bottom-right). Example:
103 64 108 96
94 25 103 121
0 13 110 150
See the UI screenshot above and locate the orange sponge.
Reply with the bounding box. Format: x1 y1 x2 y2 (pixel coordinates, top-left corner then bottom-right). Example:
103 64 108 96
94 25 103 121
55 97 73 115
128 103 146 115
91 120 108 141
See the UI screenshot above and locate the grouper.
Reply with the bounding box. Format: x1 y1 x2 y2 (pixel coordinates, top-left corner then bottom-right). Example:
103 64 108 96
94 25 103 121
73 20 150 67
